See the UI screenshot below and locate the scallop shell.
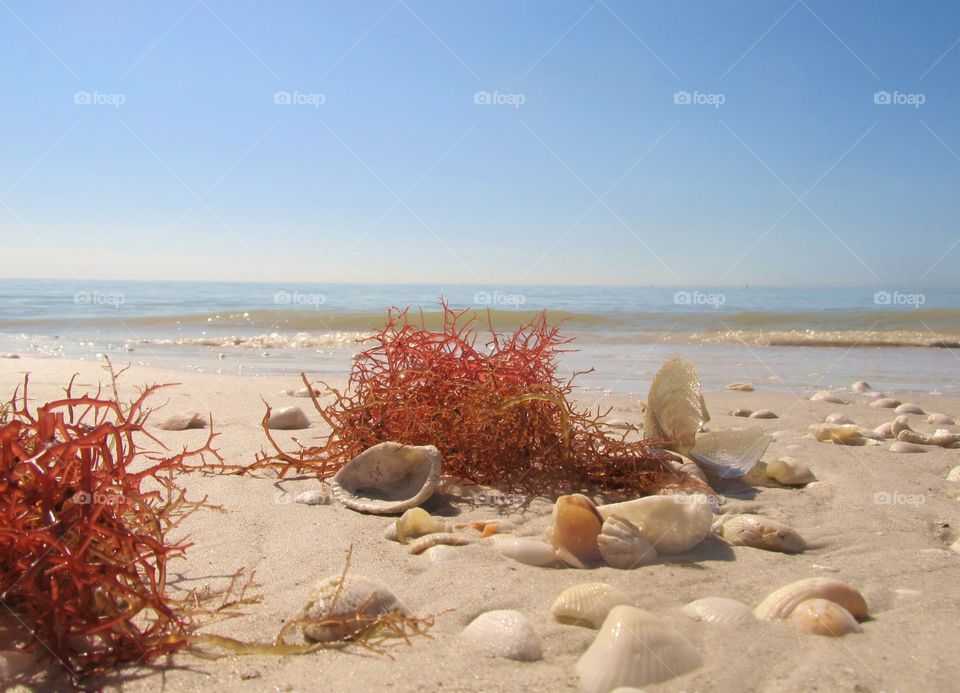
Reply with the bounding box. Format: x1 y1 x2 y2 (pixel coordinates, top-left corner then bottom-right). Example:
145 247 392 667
597 494 713 555
714 514 806 554
406 532 470 555
267 406 310 430
749 409 778 419
299 574 407 642
329 442 441 515
786 598 862 637
808 423 871 446
597 515 657 569
809 390 850 404
576 606 702 692
157 411 206 431
547 494 604 568
928 412 956 426
643 356 707 453
764 457 815 486
754 577 868 621
726 382 754 391
394 508 450 543
850 380 872 392
460 610 542 661
895 402 925 415
688 428 772 478
491 536 561 567
681 597 755 626
870 397 902 409
551 583 634 628
889 441 925 453
824 413 855 425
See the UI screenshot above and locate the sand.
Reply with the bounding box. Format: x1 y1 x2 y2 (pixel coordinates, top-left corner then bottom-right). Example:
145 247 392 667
2 355 959 692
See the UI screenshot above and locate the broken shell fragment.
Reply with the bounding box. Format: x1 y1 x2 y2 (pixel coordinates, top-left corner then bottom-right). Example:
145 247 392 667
547 494 604 568
765 457 815 486
713 514 806 554
598 494 713 555
267 406 310 430
754 577 868 621
491 536 561 567
299 575 407 642
329 442 442 515
786 598 862 637
681 597 755 626
597 515 657 568
406 533 470 555
460 610 542 661
157 411 206 431
644 356 708 453
550 582 633 628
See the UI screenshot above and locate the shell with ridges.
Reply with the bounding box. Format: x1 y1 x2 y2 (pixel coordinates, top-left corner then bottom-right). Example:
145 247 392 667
681 597 755 626
330 442 441 515
597 494 713 555
714 514 806 554
754 577 868 621
550 582 633 628
597 515 657 568
547 494 604 568
644 357 707 454
157 411 206 431
406 533 470 555
786 598 862 637
300 574 407 642
688 428 772 478
897 429 960 447
460 610 542 661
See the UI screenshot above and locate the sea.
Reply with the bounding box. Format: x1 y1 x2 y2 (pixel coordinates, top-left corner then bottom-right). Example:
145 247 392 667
1 279 957 398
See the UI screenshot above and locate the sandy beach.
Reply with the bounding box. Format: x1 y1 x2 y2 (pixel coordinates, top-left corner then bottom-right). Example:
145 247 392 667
2 354 959 692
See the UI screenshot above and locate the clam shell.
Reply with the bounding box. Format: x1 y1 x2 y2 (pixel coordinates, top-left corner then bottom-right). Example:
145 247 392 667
749 409 778 419
889 441 925 453
726 382 754 391
895 402 925 415
730 408 752 417
406 533 470 555
764 457 815 486
714 514 806 554
644 357 707 453
870 397 902 409
460 610 542 661
576 606 702 692
491 536 561 567
809 390 850 404
547 494 604 568
300 574 407 642
928 412 956 426
551 583 633 628
681 597 755 626
850 380 872 392
824 413 855 425
597 515 657 568
754 577 868 621
786 598 862 637
267 406 310 430
157 411 206 431
330 442 441 515
688 428 772 478
597 494 713 555
394 508 450 543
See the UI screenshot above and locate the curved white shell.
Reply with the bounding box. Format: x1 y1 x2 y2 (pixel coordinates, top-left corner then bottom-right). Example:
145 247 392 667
157 411 206 431
809 390 849 404
889 441 925 453
644 357 706 453
754 577 868 621
576 606 702 692
895 402 924 415
714 514 806 554
551 583 633 628
424 544 462 563
928 412 956 426
460 610 542 661
547 494 604 568
300 575 407 642
597 515 657 568
491 536 560 567
406 533 470 555
688 428 772 478
764 458 815 486
268 406 311 430
330 442 441 515
824 413 855 425
394 508 450 543
870 397 902 409
850 380 872 392
787 598 862 637
681 597 755 626
598 494 713 555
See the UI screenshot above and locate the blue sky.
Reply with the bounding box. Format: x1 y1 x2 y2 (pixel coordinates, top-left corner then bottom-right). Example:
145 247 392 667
1 1 959 286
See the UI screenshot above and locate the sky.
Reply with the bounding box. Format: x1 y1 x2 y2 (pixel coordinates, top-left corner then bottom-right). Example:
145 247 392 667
1 0 959 287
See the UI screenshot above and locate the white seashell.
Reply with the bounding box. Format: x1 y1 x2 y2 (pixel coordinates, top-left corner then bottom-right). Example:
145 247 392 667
300 575 407 642
749 409 778 419
688 428 772 478
765 457 815 486
873 421 895 439
0 649 33 685
491 536 561 567
576 606 702 692
394 508 450 543
157 411 206 431
267 406 310 430
809 390 850 404
947 466 960 482
681 597 755 626
895 402 924 415
547 494 604 568
726 382 754 391
754 577 868 621
850 380 872 392
786 598 862 637
460 610 542 661
551 583 633 628
870 397 901 409
425 544 462 563
891 415 913 437
598 494 713 555
293 489 331 505
928 412 956 426
330 442 441 515
825 413 855 425
644 357 707 453
889 441 926 453
714 514 806 554
597 515 657 569
406 533 470 555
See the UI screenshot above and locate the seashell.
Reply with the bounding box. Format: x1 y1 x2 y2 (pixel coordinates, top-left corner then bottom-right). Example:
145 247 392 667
714 514 806 554
394 508 450 543
1 353 20 359
897 429 960 447
749 409 778 419
598 494 713 555
597 515 657 568
299 575 407 641
491 536 561 567
889 441 925 453
460 610 542 661
754 577 868 621
681 597 755 626
870 397 901 409
644 357 707 453
895 402 925 415
425 544 462 563
406 533 470 555
786 598 862 637
157 411 206 431
873 421 895 439
825 413 855 425
726 382 754 391
730 408 752 417
947 466 960 482
0 649 33 684
293 489 331 505
291 386 321 398
547 494 604 568
678 460 709 485
688 428 771 478
891 415 913 436
330 442 441 515
576 606 702 692
809 390 849 404
765 457 815 486
850 380 872 392
928 412 956 426
551 582 633 628
808 423 870 446
267 406 310 430
952 537 960 555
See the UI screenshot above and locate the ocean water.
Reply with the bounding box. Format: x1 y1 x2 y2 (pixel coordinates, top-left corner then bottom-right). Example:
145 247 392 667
0 279 957 397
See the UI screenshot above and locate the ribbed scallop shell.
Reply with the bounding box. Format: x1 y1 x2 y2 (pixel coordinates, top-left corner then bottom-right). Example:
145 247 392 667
714 514 806 554
597 515 656 569
330 442 441 515
550 583 633 628
299 575 407 642
598 494 713 555
490 536 560 567
460 610 542 661
688 428 771 478
157 411 206 431
786 598 862 637
754 577 868 621
681 597 755 626
643 357 707 453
